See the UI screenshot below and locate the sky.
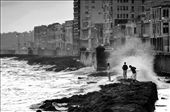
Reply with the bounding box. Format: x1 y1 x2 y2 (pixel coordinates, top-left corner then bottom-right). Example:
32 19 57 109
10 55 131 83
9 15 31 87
1 0 73 33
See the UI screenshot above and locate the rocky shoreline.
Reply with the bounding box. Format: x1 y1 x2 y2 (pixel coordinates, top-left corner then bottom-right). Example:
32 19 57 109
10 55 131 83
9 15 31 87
0 54 85 72
33 79 158 112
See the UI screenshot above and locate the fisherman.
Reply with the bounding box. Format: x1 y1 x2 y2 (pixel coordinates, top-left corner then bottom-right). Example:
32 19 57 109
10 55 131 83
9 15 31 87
107 63 111 81
129 65 137 80
122 62 128 79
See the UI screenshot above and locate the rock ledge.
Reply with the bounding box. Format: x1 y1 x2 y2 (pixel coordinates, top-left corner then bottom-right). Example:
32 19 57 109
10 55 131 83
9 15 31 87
35 79 158 112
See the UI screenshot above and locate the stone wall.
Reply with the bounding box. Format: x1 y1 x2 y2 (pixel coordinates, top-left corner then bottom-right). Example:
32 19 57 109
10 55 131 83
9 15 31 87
154 54 170 74
80 51 96 67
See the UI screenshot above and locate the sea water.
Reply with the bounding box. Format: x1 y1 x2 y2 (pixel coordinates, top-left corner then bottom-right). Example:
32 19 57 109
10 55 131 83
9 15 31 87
1 58 107 112
1 57 170 112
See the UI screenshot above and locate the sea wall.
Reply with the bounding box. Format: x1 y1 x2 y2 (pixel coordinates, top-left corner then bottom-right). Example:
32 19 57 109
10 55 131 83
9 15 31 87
80 51 96 66
36 79 158 112
154 54 170 75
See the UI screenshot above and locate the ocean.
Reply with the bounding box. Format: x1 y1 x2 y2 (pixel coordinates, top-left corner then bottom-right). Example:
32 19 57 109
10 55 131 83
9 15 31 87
1 57 170 112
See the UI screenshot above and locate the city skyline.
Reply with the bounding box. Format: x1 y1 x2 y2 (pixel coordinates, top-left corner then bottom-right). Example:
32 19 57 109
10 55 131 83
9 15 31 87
1 0 73 33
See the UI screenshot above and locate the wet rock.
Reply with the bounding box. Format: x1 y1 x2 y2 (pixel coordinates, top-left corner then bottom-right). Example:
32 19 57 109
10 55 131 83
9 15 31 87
36 110 42 112
78 77 85 79
36 79 158 112
39 101 57 111
161 97 167 100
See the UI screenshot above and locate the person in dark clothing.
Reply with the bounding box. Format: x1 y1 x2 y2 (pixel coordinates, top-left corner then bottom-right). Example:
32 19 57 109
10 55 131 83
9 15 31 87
107 63 111 81
129 65 137 80
122 62 128 79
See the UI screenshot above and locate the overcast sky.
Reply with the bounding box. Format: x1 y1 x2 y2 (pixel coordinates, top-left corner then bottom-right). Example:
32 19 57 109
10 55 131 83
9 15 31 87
1 0 73 33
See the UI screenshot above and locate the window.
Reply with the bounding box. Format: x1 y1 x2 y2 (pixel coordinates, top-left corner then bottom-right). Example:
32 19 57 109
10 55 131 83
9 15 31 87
123 14 125 18
163 23 169 34
117 0 120 3
131 6 134 12
117 6 119 11
92 6 95 9
131 14 134 18
142 6 144 12
132 0 134 3
126 14 128 18
85 11 89 14
117 14 119 18
134 27 137 34
91 0 95 3
142 0 145 4
163 9 169 18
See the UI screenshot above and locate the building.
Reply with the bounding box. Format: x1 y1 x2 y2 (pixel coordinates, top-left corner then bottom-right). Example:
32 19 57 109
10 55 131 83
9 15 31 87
63 20 74 56
141 0 170 52
73 0 149 51
34 23 66 56
73 0 81 55
0 31 34 54
103 0 113 46
34 25 48 51
79 0 105 50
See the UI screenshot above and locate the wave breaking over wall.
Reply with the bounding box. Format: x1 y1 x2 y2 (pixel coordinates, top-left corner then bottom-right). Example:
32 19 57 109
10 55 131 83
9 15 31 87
107 38 164 86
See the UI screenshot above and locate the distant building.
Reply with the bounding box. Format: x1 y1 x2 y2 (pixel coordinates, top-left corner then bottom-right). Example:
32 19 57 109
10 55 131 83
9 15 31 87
34 21 77 56
34 23 66 56
0 31 34 54
63 20 74 56
34 25 48 51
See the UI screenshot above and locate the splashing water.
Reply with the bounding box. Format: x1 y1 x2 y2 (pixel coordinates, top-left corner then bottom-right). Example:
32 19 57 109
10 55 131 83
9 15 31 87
108 38 167 88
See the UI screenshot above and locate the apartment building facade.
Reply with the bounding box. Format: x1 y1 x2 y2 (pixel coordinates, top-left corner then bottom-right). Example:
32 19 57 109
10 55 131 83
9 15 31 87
79 0 105 50
0 31 34 54
141 0 170 52
74 0 148 51
34 23 65 56
73 0 81 55
63 20 75 55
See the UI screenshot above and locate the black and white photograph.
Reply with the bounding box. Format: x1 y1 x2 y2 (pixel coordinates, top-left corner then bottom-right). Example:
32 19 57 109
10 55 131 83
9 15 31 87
1 0 170 112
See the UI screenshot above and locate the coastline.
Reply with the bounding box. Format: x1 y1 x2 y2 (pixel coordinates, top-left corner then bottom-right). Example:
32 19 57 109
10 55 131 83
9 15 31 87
2 55 169 112
0 54 85 72
33 79 158 112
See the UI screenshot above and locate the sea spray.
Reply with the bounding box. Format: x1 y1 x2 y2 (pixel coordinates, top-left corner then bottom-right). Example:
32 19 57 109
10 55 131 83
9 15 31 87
107 38 165 86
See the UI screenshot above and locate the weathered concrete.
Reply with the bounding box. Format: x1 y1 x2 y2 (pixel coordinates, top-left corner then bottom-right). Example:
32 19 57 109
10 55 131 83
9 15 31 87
36 79 158 112
154 54 170 75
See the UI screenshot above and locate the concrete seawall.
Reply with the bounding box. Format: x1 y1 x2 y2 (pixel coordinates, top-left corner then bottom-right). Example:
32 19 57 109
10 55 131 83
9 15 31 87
154 54 170 75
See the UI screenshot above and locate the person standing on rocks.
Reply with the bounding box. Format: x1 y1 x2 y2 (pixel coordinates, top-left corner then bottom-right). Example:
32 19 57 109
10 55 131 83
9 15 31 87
122 62 128 79
107 63 111 81
129 65 137 80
